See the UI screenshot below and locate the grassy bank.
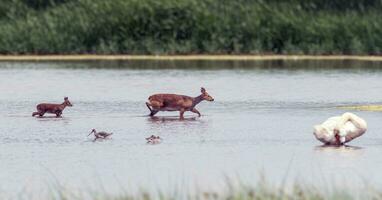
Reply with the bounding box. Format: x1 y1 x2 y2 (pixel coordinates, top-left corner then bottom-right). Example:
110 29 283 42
0 0 382 55
12 183 380 200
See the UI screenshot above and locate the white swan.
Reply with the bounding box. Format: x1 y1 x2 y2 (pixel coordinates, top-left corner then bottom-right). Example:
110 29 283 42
313 112 367 145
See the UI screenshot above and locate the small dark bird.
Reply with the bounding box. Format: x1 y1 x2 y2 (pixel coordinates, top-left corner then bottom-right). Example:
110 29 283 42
146 135 162 144
88 129 113 141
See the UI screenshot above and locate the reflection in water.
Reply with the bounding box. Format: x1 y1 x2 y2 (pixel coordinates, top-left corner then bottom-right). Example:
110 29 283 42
147 116 198 122
314 145 364 157
315 144 363 151
146 116 208 130
2 59 382 71
35 116 68 119
35 116 72 124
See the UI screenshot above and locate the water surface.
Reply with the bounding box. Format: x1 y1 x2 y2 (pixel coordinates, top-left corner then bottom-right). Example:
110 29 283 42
1 60 382 197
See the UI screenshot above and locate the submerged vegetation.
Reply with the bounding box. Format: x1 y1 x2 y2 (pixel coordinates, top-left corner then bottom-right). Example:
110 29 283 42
0 0 382 55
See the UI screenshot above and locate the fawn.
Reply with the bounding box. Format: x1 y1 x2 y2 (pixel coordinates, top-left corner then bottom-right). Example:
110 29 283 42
32 97 73 117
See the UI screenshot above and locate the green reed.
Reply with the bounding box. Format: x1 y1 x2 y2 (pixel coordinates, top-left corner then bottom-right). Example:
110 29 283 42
0 0 382 55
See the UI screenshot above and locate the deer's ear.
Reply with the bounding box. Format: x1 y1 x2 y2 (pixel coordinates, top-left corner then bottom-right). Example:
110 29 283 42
201 87 206 93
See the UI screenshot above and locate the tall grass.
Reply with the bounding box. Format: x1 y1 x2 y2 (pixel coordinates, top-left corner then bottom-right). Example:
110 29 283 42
0 0 382 55
14 182 382 200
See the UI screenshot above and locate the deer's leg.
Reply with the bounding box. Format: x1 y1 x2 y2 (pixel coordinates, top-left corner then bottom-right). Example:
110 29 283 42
147 101 161 116
179 109 185 120
146 104 159 116
37 111 45 117
191 108 201 117
33 108 44 117
146 102 156 116
55 110 62 117
150 110 159 116
146 102 153 112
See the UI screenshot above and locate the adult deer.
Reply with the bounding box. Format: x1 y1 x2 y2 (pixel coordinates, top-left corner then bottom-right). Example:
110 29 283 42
146 87 214 119
32 97 73 117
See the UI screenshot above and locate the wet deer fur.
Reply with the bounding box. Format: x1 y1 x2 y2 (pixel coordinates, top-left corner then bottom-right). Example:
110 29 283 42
32 97 73 117
146 87 214 119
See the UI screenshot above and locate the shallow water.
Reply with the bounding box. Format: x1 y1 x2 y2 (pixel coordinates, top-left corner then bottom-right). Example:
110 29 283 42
1 60 382 197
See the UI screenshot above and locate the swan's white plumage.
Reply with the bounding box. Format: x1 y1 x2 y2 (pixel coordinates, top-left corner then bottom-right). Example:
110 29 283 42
313 113 366 145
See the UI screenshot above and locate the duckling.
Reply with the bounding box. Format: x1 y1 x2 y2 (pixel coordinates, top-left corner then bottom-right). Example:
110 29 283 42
88 129 113 141
146 135 162 144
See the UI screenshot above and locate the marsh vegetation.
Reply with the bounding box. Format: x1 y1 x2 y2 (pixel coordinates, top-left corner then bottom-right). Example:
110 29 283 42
1 0 382 54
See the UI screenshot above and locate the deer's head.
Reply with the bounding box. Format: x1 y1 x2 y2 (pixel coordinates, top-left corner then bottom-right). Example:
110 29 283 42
200 87 214 101
64 97 73 107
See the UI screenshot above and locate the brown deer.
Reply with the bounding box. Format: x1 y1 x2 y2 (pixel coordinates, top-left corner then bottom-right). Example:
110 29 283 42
32 97 73 117
146 87 214 119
